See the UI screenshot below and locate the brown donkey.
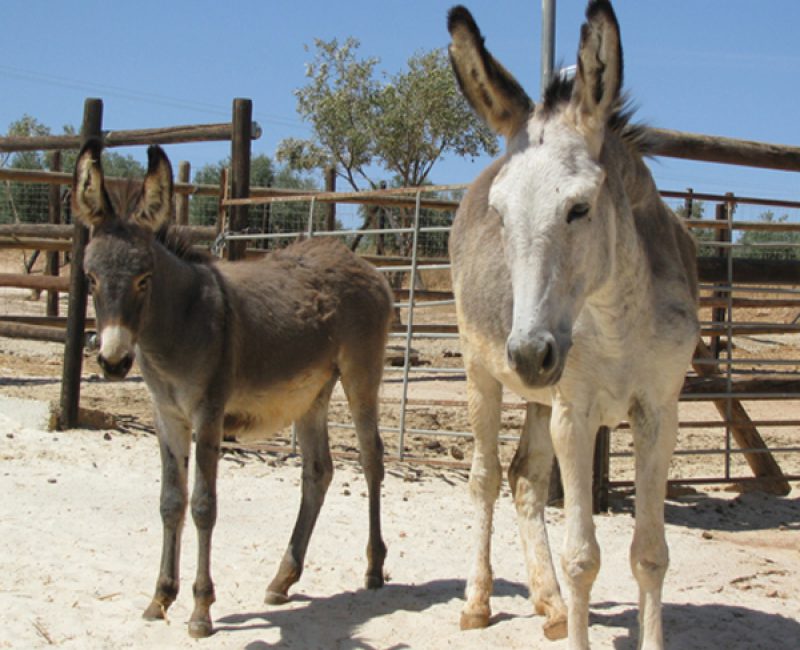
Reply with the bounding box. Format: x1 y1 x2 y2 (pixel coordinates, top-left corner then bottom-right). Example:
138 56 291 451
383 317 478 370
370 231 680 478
72 141 393 637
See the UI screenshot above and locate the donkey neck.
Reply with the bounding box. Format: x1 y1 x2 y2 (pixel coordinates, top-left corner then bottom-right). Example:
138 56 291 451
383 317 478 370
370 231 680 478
584 141 656 336
138 242 223 356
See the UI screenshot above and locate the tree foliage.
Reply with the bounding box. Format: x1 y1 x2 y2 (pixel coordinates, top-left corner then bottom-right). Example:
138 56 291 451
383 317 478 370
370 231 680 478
277 38 498 191
736 211 800 260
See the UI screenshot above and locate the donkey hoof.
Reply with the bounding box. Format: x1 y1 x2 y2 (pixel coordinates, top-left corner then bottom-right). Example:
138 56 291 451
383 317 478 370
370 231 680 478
188 618 213 638
265 590 290 606
365 572 384 590
460 610 490 630
142 601 167 621
543 616 568 641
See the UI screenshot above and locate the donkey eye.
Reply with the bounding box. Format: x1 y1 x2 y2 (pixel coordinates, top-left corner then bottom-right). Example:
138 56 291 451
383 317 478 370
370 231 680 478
135 274 152 292
567 203 590 224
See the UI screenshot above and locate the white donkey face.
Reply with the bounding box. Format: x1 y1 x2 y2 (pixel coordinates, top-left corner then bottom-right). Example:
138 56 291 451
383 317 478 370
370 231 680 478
449 1 622 386
489 116 609 385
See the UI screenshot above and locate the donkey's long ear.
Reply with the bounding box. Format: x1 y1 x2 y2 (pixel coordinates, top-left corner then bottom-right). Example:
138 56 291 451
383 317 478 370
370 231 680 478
134 145 173 232
570 0 623 148
72 139 114 228
448 5 533 140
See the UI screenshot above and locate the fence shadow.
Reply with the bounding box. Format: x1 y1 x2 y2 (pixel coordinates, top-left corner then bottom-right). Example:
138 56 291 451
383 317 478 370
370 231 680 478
216 578 527 649
591 600 800 650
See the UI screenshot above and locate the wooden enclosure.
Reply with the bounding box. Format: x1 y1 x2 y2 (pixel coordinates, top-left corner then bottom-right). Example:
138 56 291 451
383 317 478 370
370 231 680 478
1 101 799 501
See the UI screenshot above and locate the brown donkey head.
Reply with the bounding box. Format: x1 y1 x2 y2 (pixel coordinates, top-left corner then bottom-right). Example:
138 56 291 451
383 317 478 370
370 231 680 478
72 140 174 380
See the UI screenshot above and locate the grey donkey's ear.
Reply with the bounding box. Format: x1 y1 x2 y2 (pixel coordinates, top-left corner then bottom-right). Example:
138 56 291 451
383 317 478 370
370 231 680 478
570 0 623 146
72 139 114 228
134 145 174 232
447 5 533 140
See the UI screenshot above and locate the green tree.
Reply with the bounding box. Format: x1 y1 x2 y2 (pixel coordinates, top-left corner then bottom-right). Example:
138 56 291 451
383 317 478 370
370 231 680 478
736 211 800 260
277 38 497 190
278 38 496 258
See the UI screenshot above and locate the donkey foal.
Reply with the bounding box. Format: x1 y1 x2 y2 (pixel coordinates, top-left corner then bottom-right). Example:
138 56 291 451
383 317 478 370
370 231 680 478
72 141 393 637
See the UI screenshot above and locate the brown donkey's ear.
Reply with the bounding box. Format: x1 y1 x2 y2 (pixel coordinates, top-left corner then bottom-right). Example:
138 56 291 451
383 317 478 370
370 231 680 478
72 139 114 228
569 0 623 151
447 5 533 140
134 145 174 232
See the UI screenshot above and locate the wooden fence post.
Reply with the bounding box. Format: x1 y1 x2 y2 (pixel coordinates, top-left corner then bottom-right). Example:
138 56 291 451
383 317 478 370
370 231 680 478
46 150 62 317
226 98 251 261
59 98 101 429
325 167 336 231
175 161 190 226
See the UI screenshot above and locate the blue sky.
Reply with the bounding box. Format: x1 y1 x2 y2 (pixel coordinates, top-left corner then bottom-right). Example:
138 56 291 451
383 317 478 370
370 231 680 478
2 1 799 216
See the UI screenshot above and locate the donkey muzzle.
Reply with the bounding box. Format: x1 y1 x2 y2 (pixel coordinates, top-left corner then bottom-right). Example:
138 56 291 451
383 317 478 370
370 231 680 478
98 353 134 381
506 331 565 387
97 324 136 381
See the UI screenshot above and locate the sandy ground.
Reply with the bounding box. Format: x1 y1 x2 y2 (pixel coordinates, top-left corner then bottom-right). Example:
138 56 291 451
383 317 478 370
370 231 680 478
1 395 798 650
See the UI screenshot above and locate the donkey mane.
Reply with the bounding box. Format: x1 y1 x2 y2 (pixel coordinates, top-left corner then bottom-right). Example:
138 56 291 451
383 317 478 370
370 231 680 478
541 73 651 154
155 226 213 265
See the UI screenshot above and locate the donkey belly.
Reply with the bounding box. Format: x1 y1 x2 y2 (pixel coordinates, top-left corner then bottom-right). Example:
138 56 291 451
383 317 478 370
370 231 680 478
223 367 334 440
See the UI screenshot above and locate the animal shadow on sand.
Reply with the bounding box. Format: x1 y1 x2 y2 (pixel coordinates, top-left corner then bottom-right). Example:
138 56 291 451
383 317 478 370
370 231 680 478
610 490 800 533
592 601 800 650
216 578 527 649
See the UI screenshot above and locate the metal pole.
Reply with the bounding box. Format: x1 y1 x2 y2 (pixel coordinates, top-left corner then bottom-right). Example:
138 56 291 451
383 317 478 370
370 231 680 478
397 191 423 460
541 0 556 95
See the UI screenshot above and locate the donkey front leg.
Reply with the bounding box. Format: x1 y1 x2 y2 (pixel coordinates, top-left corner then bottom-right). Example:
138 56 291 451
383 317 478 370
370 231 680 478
551 400 601 650
629 400 679 650
143 411 190 623
461 364 503 630
187 417 222 638
266 378 337 605
508 403 567 640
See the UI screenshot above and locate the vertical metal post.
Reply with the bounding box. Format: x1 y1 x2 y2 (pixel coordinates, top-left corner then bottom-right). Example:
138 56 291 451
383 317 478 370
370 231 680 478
60 98 102 429
306 197 317 237
398 191 423 460
541 0 556 94
46 150 62 317
723 195 735 481
227 98 252 261
175 160 191 226
710 202 731 358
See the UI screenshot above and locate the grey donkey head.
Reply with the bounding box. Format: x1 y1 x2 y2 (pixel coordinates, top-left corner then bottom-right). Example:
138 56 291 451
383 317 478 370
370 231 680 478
71 140 174 380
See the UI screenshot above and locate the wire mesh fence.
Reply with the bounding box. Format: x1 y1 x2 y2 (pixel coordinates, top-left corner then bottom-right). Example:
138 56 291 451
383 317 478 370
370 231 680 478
0 171 798 493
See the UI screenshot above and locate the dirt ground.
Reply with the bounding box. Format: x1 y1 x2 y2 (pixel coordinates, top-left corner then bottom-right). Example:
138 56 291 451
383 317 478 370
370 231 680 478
0 249 799 648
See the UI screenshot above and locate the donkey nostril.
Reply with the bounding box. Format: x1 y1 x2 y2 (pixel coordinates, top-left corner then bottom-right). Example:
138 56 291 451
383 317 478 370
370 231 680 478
541 341 555 372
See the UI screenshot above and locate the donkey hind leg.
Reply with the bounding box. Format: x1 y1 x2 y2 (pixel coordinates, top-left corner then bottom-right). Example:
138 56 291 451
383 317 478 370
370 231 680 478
143 410 190 623
339 355 387 590
629 401 678 650
265 375 338 605
508 403 567 640
551 402 601 650
460 363 503 630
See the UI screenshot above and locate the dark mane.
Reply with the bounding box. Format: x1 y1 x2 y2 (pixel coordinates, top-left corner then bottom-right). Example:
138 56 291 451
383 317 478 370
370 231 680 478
541 73 651 154
156 226 213 265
